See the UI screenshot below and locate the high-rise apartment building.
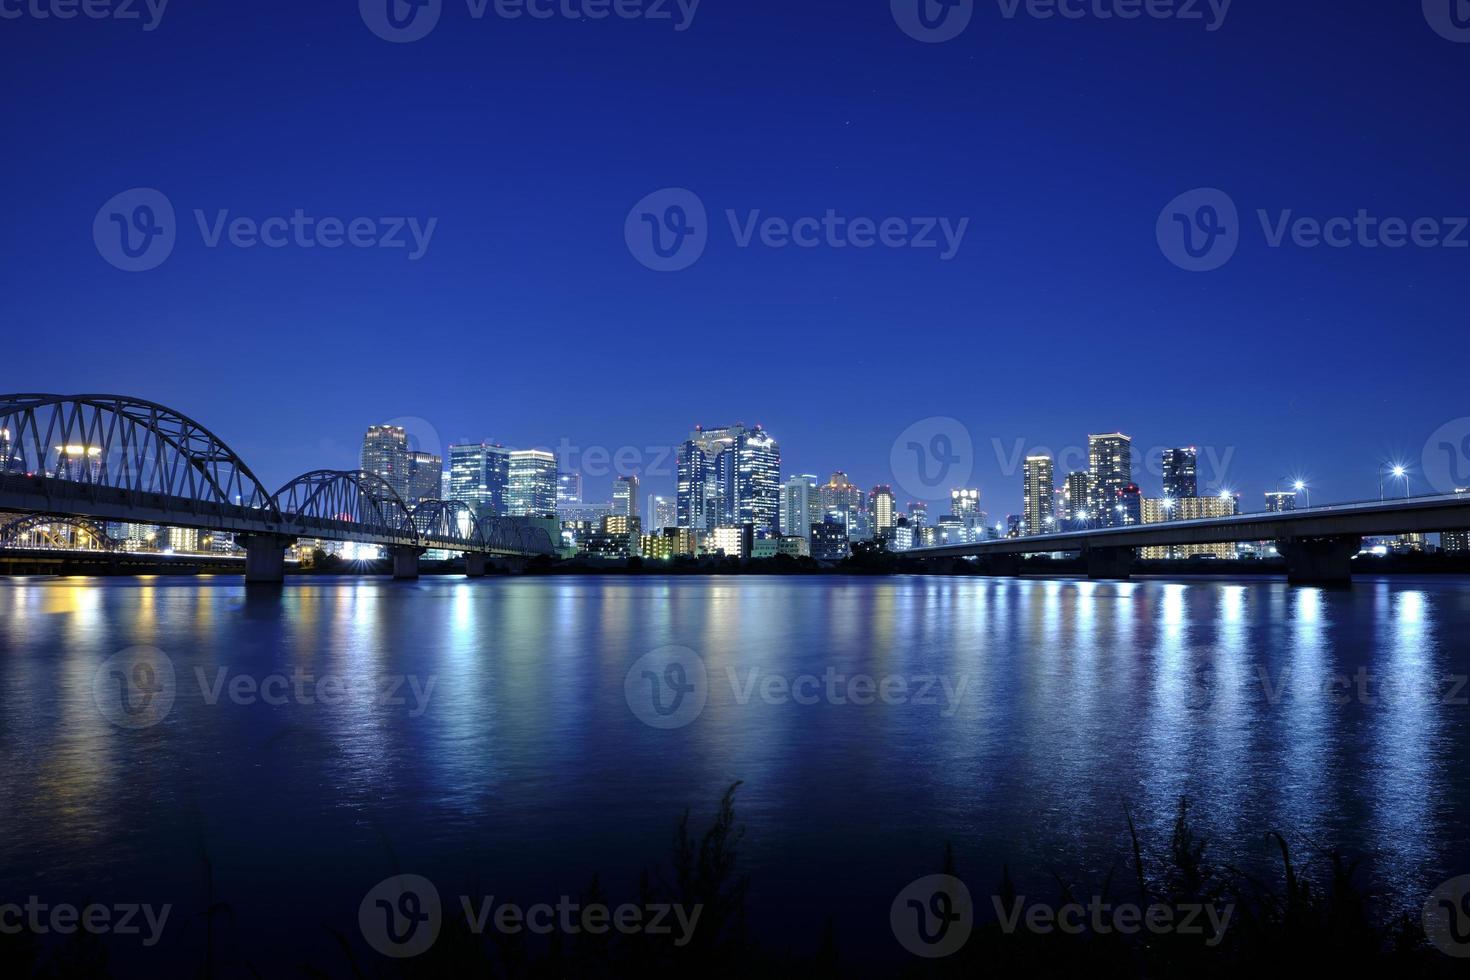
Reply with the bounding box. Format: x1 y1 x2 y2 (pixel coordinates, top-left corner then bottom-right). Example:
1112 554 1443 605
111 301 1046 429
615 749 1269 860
1023 455 1054 536
506 450 558 517
1089 433 1133 526
361 425 411 501
1142 496 1239 559
1264 491 1297 513
907 501 929 526
1063 471 1092 522
820 471 864 530
647 494 677 533
1161 447 1199 500
558 472 583 507
868 485 897 538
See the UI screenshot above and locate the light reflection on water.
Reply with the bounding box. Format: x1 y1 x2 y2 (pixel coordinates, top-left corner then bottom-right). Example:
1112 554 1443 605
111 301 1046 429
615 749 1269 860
0 574 1467 966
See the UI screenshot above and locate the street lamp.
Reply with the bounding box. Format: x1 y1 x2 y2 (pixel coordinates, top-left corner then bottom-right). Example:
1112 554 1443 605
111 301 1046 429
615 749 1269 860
1382 464 1408 500
1293 480 1310 509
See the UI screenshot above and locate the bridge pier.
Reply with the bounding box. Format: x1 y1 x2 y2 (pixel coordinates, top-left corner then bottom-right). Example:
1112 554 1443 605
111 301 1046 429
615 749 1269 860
241 534 295 585
1086 546 1134 580
464 553 488 578
391 546 425 580
1282 535 1360 586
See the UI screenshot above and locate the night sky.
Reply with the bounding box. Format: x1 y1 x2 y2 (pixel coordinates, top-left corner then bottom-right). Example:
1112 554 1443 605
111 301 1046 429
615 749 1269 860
3 1 1467 514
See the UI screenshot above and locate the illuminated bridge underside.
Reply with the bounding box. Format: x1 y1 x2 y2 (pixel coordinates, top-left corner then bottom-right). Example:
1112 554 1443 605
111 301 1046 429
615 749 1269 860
0 395 555 580
906 493 1470 583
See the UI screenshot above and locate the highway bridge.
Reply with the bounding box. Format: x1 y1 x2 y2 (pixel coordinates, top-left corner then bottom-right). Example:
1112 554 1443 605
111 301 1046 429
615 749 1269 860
0 394 555 583
904 492 1470 583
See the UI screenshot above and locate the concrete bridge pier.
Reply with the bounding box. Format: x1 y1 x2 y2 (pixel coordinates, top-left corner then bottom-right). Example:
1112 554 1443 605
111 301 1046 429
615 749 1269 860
391 546 425 580
1086 546 1134 580
1282 535 1360 586
464 553 488 578
242 534 296 585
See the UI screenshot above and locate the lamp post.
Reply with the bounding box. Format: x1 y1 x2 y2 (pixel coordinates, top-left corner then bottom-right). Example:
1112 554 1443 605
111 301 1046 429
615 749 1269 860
1293 480 1309 509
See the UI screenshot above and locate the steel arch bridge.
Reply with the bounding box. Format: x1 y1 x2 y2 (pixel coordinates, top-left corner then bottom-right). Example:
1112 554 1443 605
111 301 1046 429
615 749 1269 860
0 394 556 577
0 514 117 552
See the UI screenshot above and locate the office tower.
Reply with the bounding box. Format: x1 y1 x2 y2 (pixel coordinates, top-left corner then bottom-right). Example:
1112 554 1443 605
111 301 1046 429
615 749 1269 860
950 488 980 518
868 485 897 537
613 474 640 519
644 494 676 533
907 501 928 526
1088 433 1133 526
448 443 512 518
558 472 583 507
361 425 411 500
781 474 820 538
819 471 864 530
1062 471 1092 522
809 519 850 561
405 450 442 506
1264 491 1297 513
1005 514 1023 538
676 441 707 530
506 450 558 517
677 423 781 535
1023 455 1054 536
1161 447 1199 500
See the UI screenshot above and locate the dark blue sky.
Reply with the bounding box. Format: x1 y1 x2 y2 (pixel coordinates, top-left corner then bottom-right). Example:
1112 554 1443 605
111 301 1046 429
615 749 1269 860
3 1 1467 514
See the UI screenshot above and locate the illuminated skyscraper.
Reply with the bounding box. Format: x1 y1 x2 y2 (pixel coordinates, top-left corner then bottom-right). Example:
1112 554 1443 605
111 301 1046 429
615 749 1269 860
506 450 558 517
647 495 677 533
907 501 929 526
820 472 864 530
405 451 442 505
1117 483 1143 527
613 474 640 519
950 488 980 518
1088 433 1133 527
1264 491 1297 513
781 474 820 538
868 485 897 538
1023 455 1054 536
558 472 583 507
52 444 102 482
1161 447 1199 500
1063 471 1092 522
678 423 781 536
448 443 511 517
361 425 411 501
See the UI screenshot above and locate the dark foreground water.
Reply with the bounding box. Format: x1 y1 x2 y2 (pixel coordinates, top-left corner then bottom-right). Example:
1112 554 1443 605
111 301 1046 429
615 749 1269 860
2 575 1469 973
